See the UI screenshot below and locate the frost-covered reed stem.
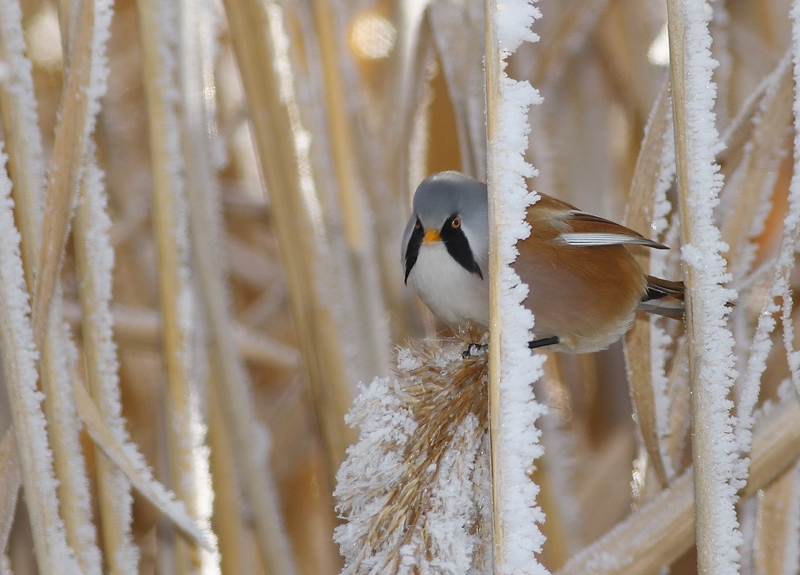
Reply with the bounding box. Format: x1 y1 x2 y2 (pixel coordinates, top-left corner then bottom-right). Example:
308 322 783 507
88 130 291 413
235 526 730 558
787 0 800 410
30 0 96 347
179 0 276 573
485 0 549 573
206 398 246 575
0 151 83 575
73 151 139 575
557 397 800 575
220 0 354 481
51 7 125 575
173 0 301 573
623 82 675 488
136 0 219 572
666 1 741 573
2 0 109 572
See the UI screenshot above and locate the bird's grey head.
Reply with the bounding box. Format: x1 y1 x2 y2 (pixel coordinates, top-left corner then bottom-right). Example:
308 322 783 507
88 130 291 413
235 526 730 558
411 171 488 232
402 171 489 281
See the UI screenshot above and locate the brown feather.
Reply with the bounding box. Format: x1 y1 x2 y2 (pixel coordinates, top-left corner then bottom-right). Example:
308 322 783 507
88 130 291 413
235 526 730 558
514 192 681 352
639 276 686 318
534 193 668 249
566 212 668 249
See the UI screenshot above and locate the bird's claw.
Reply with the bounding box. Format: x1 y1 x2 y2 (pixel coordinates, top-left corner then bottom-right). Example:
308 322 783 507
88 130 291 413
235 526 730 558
462 343 488 359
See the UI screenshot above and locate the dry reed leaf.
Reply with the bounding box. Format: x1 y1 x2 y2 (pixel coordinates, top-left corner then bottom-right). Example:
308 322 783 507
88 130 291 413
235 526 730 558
61 301 300 370
72 153 139 574
557 397 800 575
222 0 354 482
623 80 673 489
535 357 583 569
31 0 96 347
0 7 46 290
135 0 217 569
720 53 793 281
0 429 21 556
335 332 492 575
753 461 800 575
72 380 211 551
575 425 637 544
717 50 787 174
664 340 691 476
1 2 107 572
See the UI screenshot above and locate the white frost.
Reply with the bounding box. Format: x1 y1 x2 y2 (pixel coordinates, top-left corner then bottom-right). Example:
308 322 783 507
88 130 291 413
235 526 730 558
76 152 140 573
334 342 492 575
487 1 549 573
675 0 741 572
784 0 800 397
0 149 82 574
645 85 677 478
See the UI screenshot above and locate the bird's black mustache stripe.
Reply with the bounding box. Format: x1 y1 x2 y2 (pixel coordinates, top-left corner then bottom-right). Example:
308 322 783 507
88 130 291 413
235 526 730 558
404 220 424 284
441 216 483 278
405 215 483 281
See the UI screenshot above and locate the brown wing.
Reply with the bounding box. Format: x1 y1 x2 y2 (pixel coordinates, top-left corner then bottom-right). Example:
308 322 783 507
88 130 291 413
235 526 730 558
563 212 668 250
531 192 668 250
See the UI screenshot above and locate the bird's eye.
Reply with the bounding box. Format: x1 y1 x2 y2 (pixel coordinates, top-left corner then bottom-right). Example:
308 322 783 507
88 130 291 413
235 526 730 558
451 216 461 229
414 219 421 230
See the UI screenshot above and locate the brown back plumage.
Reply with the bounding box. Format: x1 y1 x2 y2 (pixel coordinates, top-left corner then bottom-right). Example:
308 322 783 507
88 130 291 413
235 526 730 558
513 192 685 351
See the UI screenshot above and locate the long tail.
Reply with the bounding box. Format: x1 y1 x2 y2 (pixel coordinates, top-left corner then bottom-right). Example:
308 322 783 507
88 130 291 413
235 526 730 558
637 276 685 318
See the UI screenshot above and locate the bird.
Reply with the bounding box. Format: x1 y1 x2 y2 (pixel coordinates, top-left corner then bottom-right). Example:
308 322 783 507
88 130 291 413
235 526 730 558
401 171 684 353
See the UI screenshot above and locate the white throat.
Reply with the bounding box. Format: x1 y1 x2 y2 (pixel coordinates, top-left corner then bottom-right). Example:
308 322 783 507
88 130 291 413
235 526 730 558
407 241 489 327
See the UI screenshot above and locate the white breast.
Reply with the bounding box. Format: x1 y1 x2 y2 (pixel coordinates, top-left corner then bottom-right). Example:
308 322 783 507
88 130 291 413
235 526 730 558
407 242 489 327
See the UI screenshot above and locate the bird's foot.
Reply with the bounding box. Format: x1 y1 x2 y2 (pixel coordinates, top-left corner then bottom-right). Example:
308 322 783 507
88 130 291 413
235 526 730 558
528 336 559 350
462 343 488 359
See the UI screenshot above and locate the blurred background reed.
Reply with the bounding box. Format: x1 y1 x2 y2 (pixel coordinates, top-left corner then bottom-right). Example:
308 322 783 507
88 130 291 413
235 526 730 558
1 0 799 574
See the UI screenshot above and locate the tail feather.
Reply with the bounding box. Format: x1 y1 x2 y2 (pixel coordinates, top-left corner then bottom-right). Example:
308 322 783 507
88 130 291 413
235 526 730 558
638 276 685 318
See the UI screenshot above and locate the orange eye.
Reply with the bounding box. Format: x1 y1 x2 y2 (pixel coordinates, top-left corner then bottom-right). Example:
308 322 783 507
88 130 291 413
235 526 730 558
451 216 461 229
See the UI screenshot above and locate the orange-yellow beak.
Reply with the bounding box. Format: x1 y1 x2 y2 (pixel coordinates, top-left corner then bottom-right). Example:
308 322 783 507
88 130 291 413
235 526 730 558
423 229 441 244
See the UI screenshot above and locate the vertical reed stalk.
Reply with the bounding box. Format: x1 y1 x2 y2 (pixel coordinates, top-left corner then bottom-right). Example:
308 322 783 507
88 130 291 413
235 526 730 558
557 398 800 575
177 1 294 573
311 0 365 253
666 1 739 572
0 153 82 575
483 0 505 565
30 0 95 347
3 0 105 572
72 151 138 575
207 397 245 575
623 81 672 488
221 0 354 482
135 0 214 572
